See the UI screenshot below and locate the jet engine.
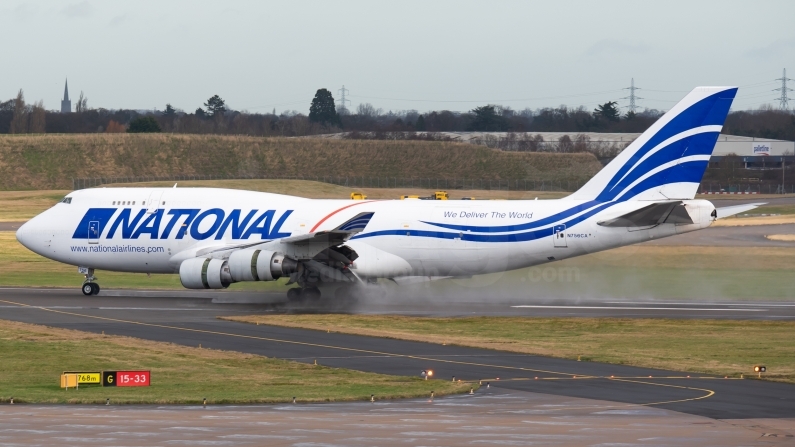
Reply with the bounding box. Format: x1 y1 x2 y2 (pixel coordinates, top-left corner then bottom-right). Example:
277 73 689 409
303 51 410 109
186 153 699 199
179 257 233 289
179 250 299 289
227 249 297 282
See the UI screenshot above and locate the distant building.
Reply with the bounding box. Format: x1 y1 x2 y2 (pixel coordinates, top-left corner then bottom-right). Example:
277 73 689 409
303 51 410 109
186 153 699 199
60 79 71 113
433 131 795 169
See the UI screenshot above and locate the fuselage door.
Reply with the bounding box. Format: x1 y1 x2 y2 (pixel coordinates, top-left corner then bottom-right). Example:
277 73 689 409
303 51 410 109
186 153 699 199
88 221 100 244
553 224 567 248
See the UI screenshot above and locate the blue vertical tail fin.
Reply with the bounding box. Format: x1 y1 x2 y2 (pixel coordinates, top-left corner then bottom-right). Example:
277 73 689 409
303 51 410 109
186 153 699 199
567 86 738 202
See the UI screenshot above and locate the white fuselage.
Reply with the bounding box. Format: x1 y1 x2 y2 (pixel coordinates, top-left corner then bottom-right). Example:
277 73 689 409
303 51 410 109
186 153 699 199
16 187 715 280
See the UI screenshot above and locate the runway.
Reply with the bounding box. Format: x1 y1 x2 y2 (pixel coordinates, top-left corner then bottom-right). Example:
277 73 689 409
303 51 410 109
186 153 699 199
643 223 795 247
2 288 794 420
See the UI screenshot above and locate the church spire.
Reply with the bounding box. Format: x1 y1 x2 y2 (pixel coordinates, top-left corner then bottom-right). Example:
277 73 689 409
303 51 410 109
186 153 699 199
61 78 71 113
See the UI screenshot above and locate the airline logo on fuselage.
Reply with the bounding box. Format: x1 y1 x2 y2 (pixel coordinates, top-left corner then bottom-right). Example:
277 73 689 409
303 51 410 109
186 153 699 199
72 208 293 240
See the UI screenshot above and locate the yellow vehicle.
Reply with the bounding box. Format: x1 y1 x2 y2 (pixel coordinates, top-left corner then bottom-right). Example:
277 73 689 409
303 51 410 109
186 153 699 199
401 191 448 200
350 192 367 200
432 191 449 200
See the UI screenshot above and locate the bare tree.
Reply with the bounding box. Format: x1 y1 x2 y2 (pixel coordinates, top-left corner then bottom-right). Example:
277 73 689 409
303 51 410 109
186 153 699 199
29 100 46 133
356 103 382 118
9 89 28 134
75 91 88 113
573 134 589 152
557 135 573 153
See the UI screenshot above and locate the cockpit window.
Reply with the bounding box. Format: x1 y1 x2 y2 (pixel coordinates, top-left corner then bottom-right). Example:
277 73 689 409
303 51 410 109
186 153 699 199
60 197 72 204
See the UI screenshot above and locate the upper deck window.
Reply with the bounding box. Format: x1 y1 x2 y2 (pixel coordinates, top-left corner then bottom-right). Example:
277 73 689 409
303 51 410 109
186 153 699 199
60 197 72 204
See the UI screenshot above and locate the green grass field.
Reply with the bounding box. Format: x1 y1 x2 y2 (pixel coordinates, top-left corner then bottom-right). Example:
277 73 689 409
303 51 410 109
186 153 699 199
0 320 470 404
0 134 601 190
223 315 795 384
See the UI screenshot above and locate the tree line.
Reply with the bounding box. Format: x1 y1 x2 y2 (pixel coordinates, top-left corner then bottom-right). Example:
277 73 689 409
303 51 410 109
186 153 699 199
2 87 794 144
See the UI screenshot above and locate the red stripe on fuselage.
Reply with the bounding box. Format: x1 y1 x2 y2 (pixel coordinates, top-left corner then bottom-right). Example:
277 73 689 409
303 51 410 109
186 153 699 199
310 201 374 232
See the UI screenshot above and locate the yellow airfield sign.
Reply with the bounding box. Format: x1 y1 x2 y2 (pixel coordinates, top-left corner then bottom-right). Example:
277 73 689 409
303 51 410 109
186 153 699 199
62 371 101 385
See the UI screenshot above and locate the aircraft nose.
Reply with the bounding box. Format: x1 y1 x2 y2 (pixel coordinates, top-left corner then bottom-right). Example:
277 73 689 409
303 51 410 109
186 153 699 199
15 219 42 254
16 221 32 250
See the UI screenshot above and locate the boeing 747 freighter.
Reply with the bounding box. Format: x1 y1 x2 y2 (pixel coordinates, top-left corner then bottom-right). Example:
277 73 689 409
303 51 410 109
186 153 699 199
16 87 761 300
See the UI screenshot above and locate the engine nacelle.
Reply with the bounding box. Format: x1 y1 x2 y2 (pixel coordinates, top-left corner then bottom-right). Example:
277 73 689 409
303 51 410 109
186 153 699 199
179 258 233 289
227 249 298 282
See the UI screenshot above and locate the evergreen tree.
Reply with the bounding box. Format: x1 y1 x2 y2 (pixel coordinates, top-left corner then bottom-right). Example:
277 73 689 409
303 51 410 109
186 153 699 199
468 105 510 131
164 104 177 117
204 95 227 117
594 101 620 122
415 114 426 131
127 116 162 133
309 88 340 126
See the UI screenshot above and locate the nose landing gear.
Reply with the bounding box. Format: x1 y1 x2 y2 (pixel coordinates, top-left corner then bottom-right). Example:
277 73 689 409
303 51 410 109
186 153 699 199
81 282 100 295
80 267 100 295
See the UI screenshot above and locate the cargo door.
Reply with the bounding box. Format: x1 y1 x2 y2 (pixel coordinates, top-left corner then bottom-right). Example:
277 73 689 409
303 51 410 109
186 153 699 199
88 221 99 244
553 224 567 248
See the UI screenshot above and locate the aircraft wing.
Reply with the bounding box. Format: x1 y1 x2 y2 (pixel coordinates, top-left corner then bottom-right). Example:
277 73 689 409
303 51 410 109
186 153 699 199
597 201 693 227
279 212 375 245
171 212 374 263
714 202 766 219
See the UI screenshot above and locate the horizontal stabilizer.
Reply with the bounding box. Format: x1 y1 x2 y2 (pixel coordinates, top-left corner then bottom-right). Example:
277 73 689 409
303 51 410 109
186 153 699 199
715 202 766 219
598 201 693 227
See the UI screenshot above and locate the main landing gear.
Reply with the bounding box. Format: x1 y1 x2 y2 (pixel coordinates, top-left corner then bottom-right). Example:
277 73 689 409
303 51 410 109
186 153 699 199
81 268 100 296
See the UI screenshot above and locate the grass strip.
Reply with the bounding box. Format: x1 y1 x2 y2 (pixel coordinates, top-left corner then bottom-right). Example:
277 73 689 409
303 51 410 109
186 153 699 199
0 319 470 404
222 315 795 385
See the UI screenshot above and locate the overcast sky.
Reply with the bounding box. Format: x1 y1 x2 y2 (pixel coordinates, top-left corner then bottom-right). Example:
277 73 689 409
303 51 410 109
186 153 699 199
4 0 795 114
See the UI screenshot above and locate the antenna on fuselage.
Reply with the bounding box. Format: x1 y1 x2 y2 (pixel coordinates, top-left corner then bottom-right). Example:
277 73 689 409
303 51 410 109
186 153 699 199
173 183 178 188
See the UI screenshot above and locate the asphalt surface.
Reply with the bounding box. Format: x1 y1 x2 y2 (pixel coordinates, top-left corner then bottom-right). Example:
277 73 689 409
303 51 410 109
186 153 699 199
643 223 795 247
4 389 787 446
0 222 22 231
2 288 794 420
710 197 795 207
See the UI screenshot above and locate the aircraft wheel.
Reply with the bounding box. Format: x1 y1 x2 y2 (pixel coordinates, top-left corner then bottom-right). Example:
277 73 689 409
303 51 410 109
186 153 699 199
302 287 321 300
91 283 101 295
286 288 302 301
82 283 94 296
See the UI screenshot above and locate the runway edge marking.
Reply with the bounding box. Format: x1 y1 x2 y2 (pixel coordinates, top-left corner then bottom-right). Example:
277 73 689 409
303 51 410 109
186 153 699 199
610 378 716 407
